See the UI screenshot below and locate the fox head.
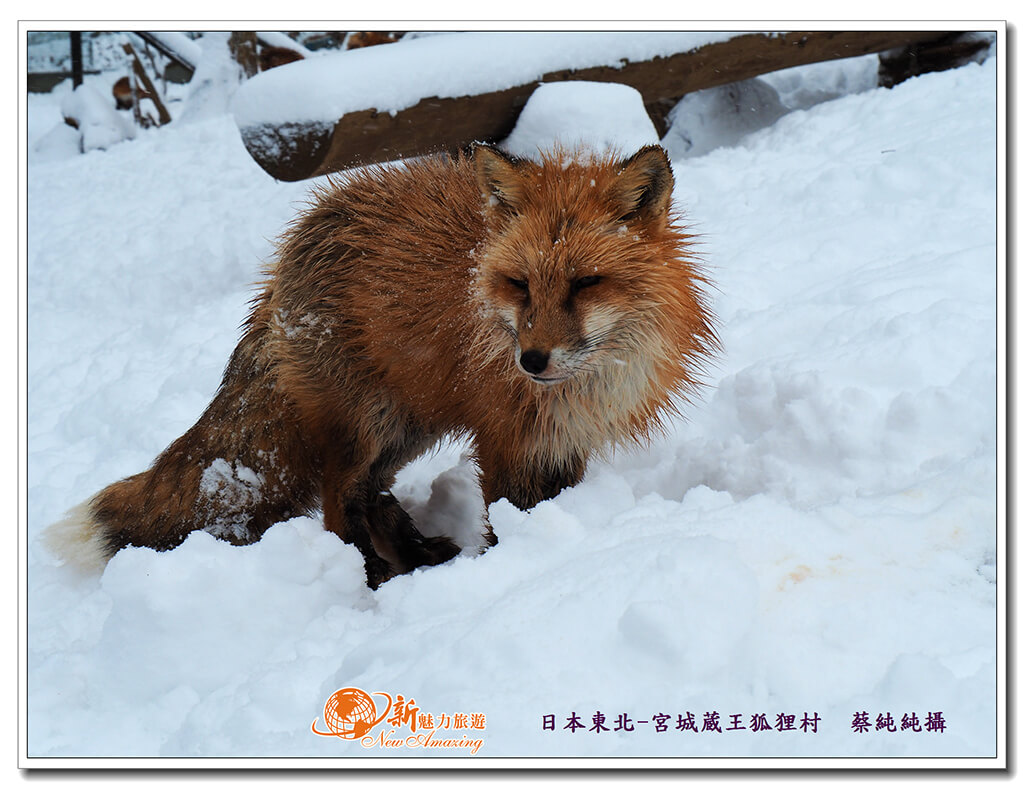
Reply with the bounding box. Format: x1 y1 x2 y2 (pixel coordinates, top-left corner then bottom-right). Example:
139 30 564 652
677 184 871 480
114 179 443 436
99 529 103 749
471 143 694 388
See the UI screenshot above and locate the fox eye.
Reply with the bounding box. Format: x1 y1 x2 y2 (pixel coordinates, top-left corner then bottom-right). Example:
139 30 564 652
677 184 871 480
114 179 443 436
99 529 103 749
507 277 529 291
571 275 602 293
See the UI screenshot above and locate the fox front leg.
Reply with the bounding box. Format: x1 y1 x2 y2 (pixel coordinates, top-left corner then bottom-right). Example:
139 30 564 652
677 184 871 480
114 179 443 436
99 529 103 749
477 445 588 512
363 492 461 573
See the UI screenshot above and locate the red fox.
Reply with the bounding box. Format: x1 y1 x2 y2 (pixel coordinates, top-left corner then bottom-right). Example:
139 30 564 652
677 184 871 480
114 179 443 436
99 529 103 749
45 144 718 588
112 76 134 110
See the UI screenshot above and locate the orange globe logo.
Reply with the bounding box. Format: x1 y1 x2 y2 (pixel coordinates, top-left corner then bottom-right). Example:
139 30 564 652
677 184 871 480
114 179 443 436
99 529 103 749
311 687 393 739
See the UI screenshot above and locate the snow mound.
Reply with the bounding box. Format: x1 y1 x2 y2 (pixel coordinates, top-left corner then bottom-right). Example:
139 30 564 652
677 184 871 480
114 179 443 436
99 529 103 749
663 78 788 159
502 81 659 160
54 82 136 153
178 32 244 124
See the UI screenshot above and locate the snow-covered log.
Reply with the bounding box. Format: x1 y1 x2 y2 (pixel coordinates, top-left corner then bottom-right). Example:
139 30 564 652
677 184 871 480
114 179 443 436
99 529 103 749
232 30 958 181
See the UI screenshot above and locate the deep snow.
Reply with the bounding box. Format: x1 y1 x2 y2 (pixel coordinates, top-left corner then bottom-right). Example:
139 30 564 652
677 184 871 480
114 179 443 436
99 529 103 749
25 35 1000 764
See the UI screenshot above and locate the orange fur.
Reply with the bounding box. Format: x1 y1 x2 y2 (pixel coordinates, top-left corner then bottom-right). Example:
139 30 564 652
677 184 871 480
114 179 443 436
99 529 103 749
112 76 134 109
45 145 718 588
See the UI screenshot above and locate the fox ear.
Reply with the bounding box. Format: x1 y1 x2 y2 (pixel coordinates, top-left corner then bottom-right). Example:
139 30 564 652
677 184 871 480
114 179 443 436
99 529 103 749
611 145 675 223
474 144 527 212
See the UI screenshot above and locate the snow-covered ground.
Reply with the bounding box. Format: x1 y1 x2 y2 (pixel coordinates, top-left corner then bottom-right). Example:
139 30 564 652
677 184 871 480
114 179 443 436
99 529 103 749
24 34 1001 765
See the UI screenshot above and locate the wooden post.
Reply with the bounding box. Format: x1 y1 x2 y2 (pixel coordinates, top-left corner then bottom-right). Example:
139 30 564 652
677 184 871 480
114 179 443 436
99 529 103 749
229 32 259 79
69 31 83 88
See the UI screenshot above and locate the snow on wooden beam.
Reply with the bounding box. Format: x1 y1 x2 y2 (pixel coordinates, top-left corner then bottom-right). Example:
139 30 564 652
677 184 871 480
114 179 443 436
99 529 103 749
237 30 960 182
134 32 199 76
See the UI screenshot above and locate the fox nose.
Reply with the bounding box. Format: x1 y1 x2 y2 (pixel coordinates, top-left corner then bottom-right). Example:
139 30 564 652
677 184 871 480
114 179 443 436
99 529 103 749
519 349 549 375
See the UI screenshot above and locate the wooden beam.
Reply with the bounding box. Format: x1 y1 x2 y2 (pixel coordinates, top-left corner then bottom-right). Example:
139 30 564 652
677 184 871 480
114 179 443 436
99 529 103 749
122 43 172 126
133 32 196 76
238 30 965 182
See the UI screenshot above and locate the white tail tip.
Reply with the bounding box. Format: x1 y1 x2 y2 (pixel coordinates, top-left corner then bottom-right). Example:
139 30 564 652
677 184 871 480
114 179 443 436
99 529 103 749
41 499 112 574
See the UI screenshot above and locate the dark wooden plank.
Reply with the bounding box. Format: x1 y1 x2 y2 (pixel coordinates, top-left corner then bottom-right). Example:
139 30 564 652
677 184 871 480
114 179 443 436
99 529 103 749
878 32 992 88
239 30 962 181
